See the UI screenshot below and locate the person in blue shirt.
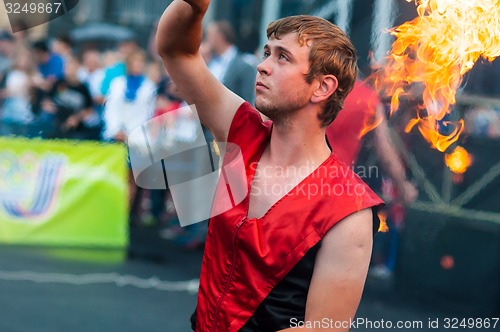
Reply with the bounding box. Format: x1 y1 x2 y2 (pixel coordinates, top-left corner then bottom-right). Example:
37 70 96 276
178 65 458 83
32 40 64 81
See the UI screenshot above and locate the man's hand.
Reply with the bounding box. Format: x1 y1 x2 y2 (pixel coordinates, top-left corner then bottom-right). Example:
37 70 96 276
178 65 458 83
156 0 207 57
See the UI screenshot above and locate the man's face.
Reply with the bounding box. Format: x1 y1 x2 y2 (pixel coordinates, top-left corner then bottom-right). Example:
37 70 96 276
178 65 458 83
255 33 315 124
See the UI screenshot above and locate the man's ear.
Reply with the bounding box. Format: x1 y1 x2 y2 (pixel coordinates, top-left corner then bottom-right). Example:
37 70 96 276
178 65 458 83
311 75 338 104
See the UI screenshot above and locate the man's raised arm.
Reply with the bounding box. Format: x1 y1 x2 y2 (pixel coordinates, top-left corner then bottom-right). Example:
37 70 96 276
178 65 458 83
155 0 245 142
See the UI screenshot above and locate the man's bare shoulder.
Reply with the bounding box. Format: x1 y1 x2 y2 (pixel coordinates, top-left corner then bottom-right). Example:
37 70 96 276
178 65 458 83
302 209 373 329
321 208 373 252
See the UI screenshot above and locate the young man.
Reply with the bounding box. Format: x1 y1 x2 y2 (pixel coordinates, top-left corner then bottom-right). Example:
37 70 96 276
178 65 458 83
156 1 384 331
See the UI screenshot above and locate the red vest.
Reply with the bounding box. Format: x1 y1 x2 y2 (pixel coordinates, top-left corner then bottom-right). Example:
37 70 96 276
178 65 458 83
196 102 384 331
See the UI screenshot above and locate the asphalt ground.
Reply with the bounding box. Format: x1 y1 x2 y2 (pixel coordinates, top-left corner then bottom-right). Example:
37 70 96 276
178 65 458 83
0 226 496 332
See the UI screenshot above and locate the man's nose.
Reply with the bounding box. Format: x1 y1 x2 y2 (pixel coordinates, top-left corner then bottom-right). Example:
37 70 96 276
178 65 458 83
257 58 271 76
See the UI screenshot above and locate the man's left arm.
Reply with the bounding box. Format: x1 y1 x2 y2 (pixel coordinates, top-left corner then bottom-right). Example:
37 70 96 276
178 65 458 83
277 208 374 331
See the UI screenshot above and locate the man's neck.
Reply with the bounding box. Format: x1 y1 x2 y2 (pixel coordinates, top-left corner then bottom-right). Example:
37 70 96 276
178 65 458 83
266 109 331 168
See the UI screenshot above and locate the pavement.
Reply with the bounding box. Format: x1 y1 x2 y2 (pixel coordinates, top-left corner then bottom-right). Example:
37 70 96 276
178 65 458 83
0 225 497 332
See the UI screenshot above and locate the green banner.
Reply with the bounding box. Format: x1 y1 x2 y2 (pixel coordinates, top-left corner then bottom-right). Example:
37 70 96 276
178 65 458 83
0 137 128 248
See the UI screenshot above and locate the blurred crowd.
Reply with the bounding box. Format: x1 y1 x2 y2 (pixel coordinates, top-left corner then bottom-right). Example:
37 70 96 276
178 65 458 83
0 20 258 250
464 105 500 139
0 29 163 141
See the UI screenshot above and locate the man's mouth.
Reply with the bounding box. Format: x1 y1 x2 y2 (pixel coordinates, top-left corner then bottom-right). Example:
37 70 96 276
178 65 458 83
255 82 268 89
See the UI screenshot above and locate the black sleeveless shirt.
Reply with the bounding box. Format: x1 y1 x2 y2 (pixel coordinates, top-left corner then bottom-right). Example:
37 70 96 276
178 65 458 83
191 242 322 331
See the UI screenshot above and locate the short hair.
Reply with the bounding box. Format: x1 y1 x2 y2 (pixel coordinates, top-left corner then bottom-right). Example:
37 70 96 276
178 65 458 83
213 21 236 45
267 15 358 126
56 34 73 48
32 39 50 53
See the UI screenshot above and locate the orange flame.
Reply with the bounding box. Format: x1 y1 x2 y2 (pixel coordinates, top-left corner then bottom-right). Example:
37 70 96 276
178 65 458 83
359 112 384 139
445 146 472 174
374 0 500 152
378 211 389 233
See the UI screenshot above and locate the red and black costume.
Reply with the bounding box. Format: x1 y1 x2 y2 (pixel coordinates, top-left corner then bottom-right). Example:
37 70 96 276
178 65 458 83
193 102 384 331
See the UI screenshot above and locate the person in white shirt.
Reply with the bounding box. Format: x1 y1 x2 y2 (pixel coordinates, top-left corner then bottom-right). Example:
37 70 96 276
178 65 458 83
0 50 39 136
103 48 156 142
78 49 105 104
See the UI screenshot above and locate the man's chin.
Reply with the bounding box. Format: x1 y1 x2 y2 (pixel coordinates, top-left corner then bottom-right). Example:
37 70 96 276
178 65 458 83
255 101 270 117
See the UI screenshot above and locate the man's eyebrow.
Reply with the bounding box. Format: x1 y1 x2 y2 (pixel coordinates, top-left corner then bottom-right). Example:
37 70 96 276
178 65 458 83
263 44 294 59
276 46 293 58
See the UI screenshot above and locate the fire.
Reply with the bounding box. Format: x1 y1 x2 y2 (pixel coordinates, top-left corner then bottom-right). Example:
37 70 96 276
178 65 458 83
378 211 389 233
374 0 500 152
445 146 472 174
359 112 384 139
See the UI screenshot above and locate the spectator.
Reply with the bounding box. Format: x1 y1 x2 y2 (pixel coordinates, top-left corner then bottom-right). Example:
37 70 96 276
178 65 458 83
0 31 15 84
0 50 39 137
103 48 156 141
78 49 105 104
102 48 156 224
29 40 65 122
51 35 73 61
327 80 418 279
142 78 184 227
32 39 65 82
205 21 256 103
100 39 137 97
42 56 99 140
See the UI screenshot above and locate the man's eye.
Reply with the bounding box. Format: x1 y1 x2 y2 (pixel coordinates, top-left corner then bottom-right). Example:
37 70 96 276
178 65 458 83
263 52 270 59
279 54 288 61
